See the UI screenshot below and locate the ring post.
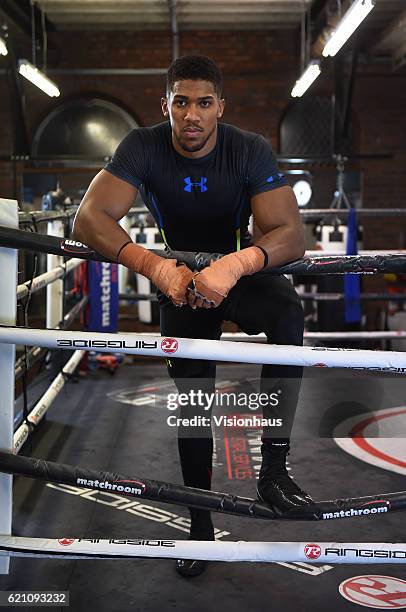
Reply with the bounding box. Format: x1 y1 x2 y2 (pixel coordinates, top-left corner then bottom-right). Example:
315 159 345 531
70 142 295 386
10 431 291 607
46 219 64 329
0 199 18 574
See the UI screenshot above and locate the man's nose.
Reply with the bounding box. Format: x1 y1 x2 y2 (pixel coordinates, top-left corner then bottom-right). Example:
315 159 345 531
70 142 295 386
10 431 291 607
184 105 200 122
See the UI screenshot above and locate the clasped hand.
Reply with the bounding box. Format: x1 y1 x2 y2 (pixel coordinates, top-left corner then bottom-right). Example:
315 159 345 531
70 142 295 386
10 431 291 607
168 265 223 309
168 262 228 309
186 268 227 309
169 248 264 308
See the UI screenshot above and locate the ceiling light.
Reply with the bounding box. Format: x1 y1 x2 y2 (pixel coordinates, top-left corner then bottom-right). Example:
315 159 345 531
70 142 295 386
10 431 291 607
0 36 7 56
18 59 60 97
323 0 375 58
291 61 321 98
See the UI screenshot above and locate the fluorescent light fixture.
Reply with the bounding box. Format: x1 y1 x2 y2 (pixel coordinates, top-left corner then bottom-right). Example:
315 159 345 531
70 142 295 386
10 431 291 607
291 61 321 98
18 59 60 97
323 0 375 57
0 36 8 57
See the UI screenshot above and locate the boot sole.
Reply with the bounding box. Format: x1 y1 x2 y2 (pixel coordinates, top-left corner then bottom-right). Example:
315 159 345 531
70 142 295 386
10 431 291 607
175 559 208 578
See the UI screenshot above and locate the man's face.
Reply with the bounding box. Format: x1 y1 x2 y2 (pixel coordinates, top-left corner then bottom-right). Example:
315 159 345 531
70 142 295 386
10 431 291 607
162 79 224 157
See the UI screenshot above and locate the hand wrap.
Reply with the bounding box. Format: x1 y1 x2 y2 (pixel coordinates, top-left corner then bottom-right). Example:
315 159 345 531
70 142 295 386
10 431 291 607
118 242 194 306
191 246 266 307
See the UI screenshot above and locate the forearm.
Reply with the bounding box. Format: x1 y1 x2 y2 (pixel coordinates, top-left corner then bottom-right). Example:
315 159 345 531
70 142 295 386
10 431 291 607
73 207 132 261
254 224 305 270
74 207 193 306
73 207 162 281
190 223 304 307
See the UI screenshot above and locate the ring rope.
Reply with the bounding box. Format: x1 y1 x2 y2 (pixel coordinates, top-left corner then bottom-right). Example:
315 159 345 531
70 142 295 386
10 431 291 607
1 225 406 275
14 296 88 381
1 452 405 522
0 536 405 563
13 351 85 454
1 326 405 372
17 258 82 301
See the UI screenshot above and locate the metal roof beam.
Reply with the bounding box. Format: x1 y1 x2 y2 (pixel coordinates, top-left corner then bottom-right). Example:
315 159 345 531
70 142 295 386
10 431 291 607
0 0 55 37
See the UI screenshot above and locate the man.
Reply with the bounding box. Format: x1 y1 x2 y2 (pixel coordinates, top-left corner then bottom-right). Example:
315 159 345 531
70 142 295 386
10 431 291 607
73 54 318 578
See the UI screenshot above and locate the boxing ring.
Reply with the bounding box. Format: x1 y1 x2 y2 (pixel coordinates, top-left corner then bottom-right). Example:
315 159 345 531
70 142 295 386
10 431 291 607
1 199 406 566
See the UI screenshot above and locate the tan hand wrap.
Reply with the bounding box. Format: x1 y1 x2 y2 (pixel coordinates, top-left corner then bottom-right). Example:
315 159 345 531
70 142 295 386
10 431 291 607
118 242 194 306
192 246 265 306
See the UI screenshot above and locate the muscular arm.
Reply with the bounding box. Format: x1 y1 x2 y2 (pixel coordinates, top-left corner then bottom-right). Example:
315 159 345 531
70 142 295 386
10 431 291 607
73 169 194 306
188 185 305 308
72 169 138 261
251 185 305 269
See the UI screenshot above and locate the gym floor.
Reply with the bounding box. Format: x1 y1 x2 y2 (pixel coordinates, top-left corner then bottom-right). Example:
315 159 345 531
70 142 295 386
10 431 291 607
1 360 404 611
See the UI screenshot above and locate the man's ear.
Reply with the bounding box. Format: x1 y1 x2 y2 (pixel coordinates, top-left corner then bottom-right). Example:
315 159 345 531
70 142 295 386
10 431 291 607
161 97 169 117
217 98 225 118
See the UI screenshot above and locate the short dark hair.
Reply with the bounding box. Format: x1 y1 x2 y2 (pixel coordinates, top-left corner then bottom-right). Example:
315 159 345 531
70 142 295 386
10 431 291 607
166 54 223 98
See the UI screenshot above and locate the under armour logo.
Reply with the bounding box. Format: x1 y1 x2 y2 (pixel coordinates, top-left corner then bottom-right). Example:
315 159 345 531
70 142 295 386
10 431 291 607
266 173 284 183
184 177 208 192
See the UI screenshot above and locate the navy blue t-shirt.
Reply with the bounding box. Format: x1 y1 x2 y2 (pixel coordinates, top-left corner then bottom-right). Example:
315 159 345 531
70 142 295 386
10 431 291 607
105 121 287 254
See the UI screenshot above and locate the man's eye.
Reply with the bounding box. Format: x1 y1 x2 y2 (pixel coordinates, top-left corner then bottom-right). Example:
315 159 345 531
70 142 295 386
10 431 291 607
176 100 186 107
200 100 211 107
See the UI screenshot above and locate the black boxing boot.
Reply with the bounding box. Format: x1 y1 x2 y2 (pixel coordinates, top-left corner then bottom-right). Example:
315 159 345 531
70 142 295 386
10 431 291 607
256 439 319 519
175 509 214 578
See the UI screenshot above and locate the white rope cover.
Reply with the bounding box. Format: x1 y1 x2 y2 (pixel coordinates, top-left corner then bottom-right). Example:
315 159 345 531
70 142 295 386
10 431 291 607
0 536 405 563
0 327 405 372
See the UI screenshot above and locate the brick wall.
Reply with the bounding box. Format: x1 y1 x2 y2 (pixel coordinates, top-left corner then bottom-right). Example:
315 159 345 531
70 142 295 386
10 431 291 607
0 28 405 251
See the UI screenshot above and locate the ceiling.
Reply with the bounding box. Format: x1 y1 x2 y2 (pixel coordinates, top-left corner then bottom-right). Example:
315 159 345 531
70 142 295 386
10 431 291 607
35 0 314 30
372 6 406 70
1 1 406 69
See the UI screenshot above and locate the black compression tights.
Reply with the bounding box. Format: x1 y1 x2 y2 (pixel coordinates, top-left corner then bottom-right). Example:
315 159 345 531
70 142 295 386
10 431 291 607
159 272 304 495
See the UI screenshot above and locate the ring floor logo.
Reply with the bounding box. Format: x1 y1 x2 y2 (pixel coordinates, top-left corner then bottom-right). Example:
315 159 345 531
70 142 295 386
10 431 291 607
223 423 263 480
339 575 406 609
334 406 406 475
107 380 177 408
46 482 229 540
